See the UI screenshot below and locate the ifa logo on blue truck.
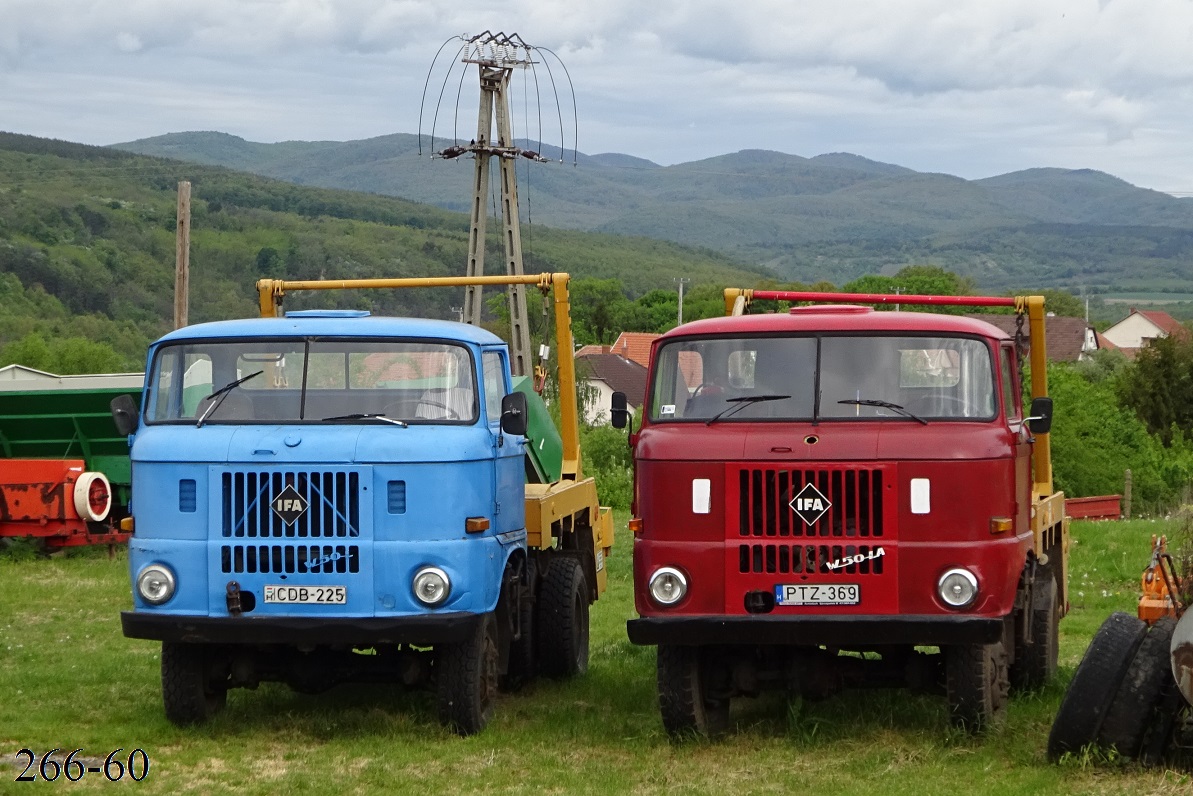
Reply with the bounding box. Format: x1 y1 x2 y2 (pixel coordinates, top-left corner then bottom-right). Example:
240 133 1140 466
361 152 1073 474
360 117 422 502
271 485 309 524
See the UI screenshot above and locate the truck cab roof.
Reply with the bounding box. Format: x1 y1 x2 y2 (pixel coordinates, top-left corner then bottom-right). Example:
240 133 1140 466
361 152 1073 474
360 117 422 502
154 314 506 346
663 307 1013 340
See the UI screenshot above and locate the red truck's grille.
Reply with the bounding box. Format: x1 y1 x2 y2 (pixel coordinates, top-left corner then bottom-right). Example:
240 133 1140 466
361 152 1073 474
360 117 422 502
738 542 886 575
737 466 886 538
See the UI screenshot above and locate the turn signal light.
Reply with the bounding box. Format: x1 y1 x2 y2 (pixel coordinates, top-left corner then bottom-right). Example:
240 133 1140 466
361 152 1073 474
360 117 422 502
989 517 1013 534
465 517 490 533
628 517 643 535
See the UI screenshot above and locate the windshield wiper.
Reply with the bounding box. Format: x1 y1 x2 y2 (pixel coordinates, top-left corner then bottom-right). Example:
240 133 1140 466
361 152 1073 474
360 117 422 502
837 398 928 425
196 370 263 427
705 394 790 425
321 412 408 428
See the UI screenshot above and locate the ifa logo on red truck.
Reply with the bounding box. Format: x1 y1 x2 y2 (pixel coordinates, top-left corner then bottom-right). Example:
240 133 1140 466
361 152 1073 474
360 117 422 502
789 483 831 525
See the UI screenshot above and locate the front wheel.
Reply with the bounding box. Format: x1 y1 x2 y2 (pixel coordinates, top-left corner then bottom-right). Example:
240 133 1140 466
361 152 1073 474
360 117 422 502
657 645 730 739
436 613 499 736
945 640 1009 733
161 642 227 726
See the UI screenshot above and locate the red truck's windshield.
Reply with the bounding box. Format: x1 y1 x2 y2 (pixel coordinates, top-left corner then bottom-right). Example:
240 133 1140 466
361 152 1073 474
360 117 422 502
649 334 997 422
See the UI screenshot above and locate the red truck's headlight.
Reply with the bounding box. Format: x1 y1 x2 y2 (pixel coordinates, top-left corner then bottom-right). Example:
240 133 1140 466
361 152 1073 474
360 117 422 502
938 568 979 609
648 567 688 606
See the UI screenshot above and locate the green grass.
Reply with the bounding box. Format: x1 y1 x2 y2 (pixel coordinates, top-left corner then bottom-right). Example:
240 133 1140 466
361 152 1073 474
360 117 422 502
1 519 1190 794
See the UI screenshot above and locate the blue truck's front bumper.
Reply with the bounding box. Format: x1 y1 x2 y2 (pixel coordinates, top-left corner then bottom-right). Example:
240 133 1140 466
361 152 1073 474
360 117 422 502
121 610 483 646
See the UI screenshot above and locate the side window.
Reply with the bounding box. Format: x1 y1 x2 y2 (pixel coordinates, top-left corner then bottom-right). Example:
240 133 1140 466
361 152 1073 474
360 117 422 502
482 351 506 424
1002 346 1021 421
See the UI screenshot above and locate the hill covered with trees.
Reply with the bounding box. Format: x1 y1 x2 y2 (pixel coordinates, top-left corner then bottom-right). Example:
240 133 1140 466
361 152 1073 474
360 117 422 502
116 131 1193 294
0 132 772 371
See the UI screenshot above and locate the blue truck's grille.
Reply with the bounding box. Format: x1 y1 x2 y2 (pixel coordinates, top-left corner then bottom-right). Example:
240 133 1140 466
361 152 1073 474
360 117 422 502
220 543 361 574
221 470 361 538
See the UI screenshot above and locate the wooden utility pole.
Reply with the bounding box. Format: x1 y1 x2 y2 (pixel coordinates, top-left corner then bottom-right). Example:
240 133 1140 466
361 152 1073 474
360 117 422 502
1124 469 1133 519
174 181 191 329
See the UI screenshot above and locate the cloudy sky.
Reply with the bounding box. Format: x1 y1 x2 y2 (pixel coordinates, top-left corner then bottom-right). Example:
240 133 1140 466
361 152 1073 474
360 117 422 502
3 0 1193 194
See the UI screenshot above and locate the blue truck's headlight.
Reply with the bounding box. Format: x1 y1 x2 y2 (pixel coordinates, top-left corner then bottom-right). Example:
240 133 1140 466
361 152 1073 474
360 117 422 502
412 566 451 606
136 564 177 605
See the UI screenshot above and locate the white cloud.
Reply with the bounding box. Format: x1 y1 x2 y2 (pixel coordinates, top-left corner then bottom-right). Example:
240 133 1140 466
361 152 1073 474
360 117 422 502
3 0 1193 190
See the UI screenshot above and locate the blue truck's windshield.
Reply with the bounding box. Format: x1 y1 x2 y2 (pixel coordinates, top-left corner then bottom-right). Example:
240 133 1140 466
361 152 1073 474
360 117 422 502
146 338 478 424
650 334 996 422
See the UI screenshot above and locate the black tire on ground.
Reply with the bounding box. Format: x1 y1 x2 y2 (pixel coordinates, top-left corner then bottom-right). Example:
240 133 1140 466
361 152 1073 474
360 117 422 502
1010 568 1060 691
1140 675 1187 767
437 612 499 736
1100 617 1178 759
945 640 1010 733
1047 611 1148 761
535 557 589 679
161 642 227 726
657 644 730 739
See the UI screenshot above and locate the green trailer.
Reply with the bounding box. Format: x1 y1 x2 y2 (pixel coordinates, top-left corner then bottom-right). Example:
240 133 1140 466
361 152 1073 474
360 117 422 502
0 366 140 548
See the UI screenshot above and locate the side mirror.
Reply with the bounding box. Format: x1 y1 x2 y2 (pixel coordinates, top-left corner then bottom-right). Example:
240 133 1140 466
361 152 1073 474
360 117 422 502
611 391 629 429
500 392 529 436
111 394 140 436
1025 396 1053 435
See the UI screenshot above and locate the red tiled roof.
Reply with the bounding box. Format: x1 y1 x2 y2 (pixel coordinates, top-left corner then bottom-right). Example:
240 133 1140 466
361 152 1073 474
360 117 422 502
609 332 659 369
1137 310 1186 338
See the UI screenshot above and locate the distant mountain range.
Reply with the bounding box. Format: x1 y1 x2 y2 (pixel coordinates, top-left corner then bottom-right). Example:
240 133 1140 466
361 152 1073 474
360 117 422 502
114 131 1193 293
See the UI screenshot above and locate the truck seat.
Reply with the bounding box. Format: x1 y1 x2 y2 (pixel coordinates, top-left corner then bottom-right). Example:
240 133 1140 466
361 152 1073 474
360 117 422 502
195 392 255 421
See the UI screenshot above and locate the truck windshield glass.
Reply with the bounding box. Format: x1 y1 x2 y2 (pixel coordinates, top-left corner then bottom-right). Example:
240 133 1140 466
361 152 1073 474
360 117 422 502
650 334 996 422
146 339 477 424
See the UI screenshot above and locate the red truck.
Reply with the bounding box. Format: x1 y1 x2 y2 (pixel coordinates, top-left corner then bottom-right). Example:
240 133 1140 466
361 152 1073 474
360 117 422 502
614 290 1069 735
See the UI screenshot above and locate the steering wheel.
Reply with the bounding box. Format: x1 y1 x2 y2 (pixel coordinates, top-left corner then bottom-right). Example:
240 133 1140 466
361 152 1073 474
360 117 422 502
416 398 460 420
909 395 968 416
691 382 725 398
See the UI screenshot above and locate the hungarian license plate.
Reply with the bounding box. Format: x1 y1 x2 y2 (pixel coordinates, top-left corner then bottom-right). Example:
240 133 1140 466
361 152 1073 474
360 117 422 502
774 583 860 606
263 585 347 604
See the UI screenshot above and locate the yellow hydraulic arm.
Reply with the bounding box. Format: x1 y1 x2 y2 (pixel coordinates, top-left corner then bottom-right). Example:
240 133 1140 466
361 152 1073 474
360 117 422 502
256 272 584 481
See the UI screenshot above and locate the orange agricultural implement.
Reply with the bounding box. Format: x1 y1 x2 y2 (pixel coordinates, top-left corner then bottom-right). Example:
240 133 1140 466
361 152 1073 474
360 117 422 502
1138 535 1183 624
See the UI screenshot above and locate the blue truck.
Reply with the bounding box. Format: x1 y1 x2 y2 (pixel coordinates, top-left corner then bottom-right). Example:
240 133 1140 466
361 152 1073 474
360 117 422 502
115 273 613 734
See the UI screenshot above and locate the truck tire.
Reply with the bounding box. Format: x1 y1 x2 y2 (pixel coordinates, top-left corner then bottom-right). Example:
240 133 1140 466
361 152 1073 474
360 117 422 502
161 642 227 726
945 640 1009 732
657 644 730 739
1010 568 1059 691
1140 670 1186 766
1099 617 1177 759
437 612 499 736
536 557 589 678
1047 611 1148 760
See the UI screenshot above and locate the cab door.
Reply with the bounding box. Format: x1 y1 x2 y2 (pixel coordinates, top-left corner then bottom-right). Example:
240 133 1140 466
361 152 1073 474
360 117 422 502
482 348 526 533
1002 344 1032 533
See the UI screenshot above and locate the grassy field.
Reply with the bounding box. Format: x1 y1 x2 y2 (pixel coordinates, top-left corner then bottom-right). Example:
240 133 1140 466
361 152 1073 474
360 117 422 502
1 518 1190 795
